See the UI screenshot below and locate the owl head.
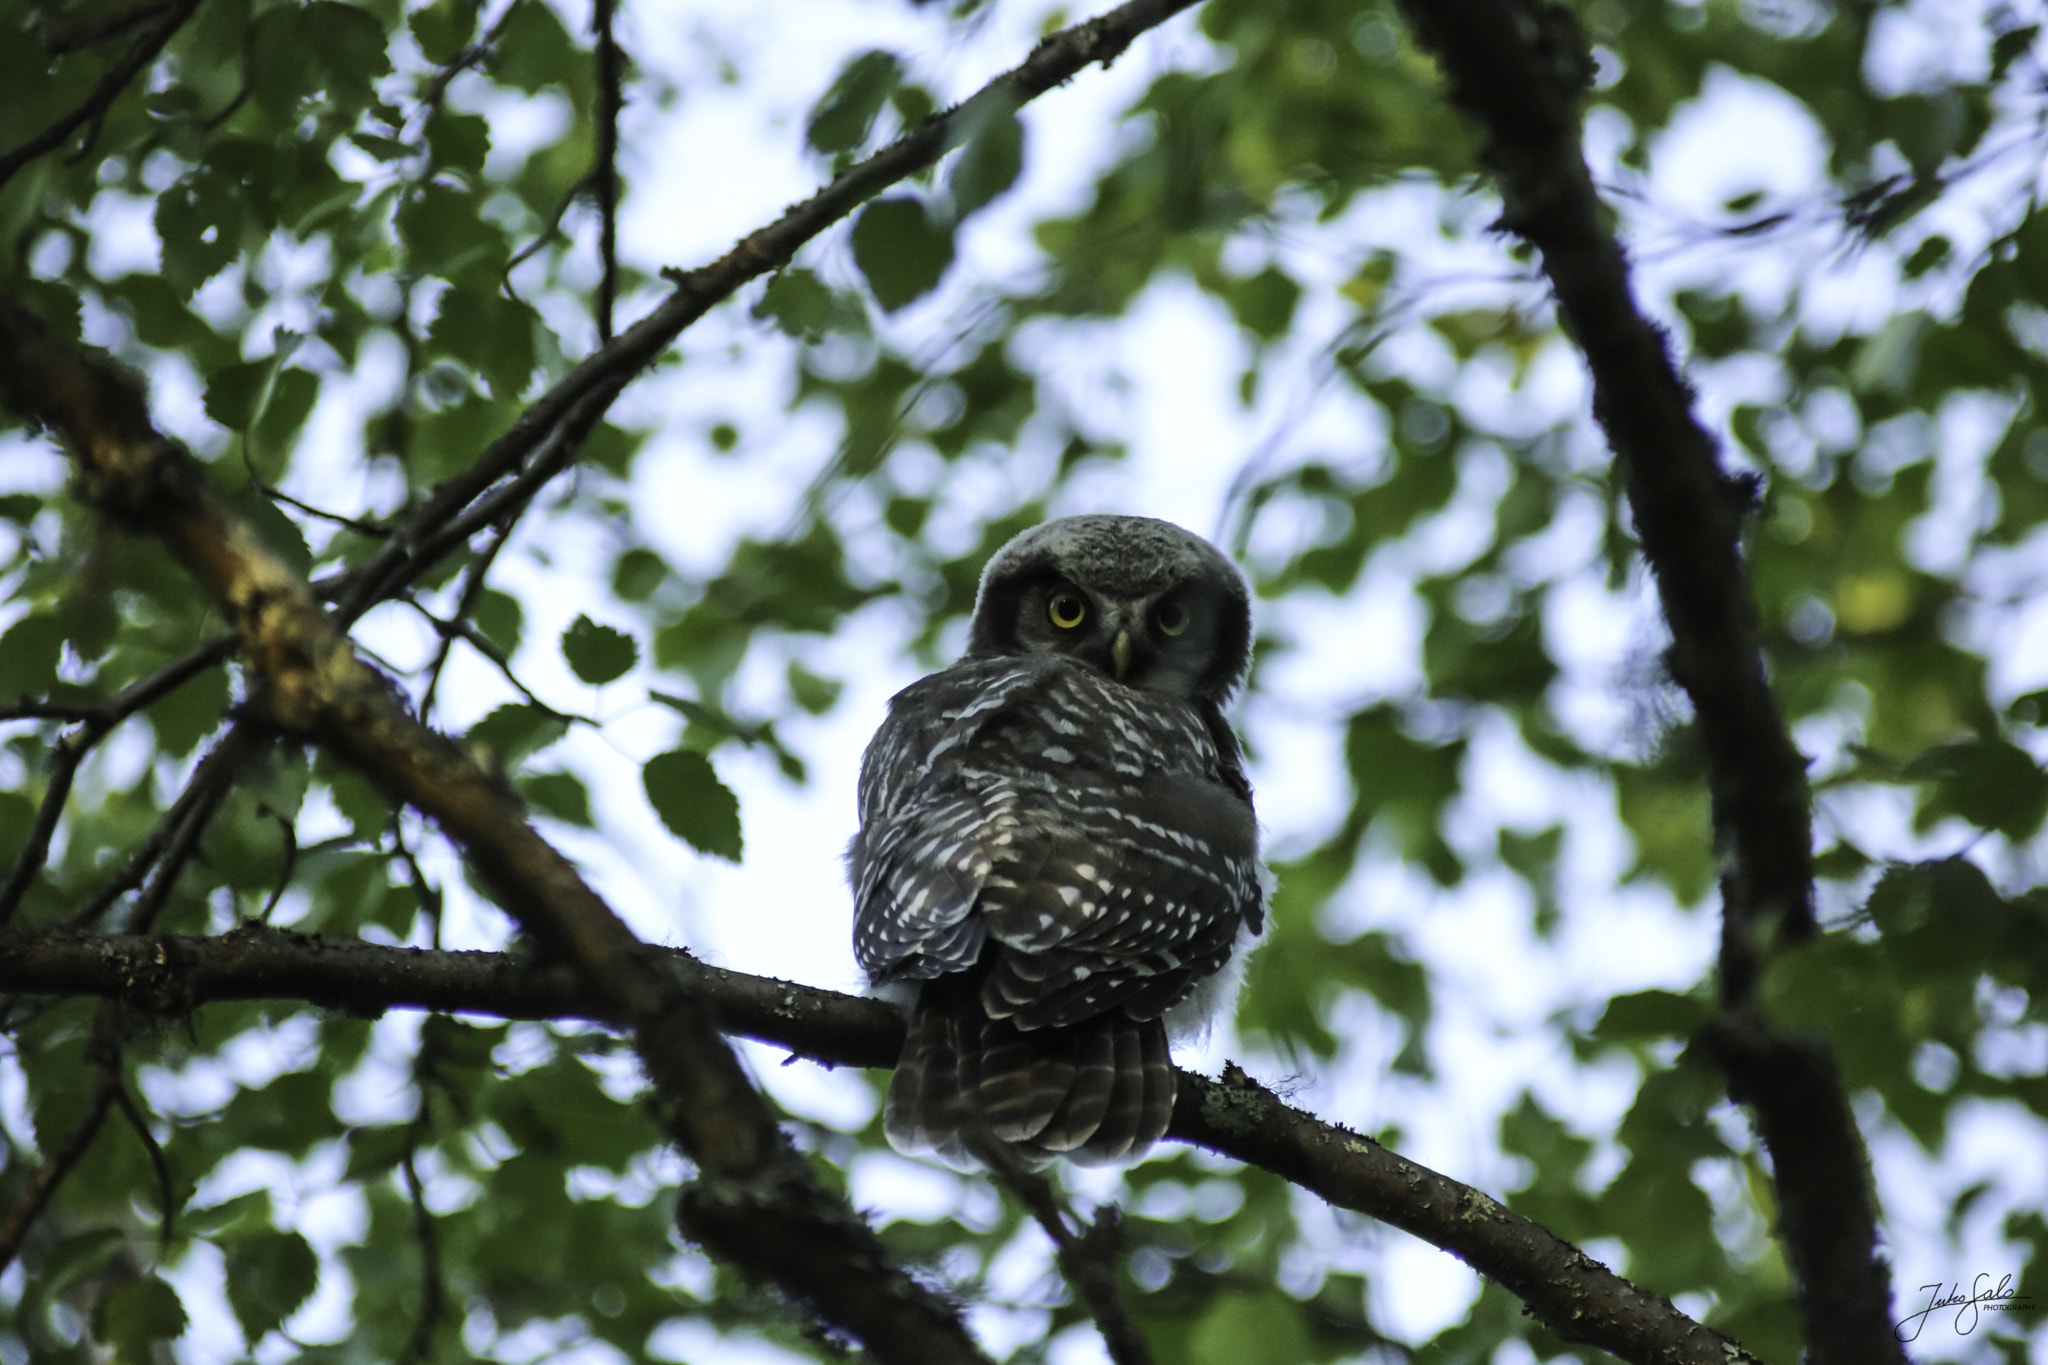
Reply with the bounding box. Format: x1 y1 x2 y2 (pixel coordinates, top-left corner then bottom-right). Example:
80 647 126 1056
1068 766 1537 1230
965 514 1252 702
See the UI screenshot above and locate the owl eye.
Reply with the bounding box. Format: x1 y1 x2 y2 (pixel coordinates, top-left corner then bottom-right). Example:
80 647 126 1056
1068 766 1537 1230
1047 591 1089 630
1154 600 1191 637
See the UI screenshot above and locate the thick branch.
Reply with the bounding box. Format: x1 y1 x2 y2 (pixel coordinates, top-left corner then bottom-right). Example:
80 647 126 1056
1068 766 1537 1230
1391 5 1898 1363
0 924 1763 1365
0 303 990 1365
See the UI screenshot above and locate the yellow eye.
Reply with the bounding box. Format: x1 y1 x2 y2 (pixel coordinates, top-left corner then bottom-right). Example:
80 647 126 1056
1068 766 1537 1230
1047 591 1088 630
1155 601 1190 637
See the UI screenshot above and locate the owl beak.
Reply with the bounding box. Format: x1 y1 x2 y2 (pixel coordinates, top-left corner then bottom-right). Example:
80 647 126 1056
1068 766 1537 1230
1111 629 1134 680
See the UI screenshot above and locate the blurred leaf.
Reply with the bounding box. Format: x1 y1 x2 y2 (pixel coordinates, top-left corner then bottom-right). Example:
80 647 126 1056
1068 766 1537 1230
1227 266 1301 341
787 661 842 714
561 615 637 686
851 197 955 311
643 748 742 861
1190 1291 1311 1365
1903 737 2048 839
91 1276 188 1361
520 770 593 826
0 614 65 698
468 703 569 770
808 50 903 154
950 101 1024 217
223 1228 318 1346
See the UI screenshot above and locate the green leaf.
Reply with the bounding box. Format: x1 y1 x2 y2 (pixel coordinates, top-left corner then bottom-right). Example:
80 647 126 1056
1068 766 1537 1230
325 762 388 840
612 548 667 602
787 661 842 715
0 613 65 699
1904 737 2048 839
183 1190 274 1239
754 268 848 340
0 492 42 523
429 288 536 398
949 102 1024 217
1189 1292 1310 1365
642 748 742 861
155 169 244 293
1227 266 1301 341
425 110 491 172
341 1125 411 1180
851 197 955 311
807 50 904 154
251 367 319 468
92 1275 188 1360
397 183 505 282
223 1228 317 1345
472 587 524 655
493 0 576 91
520 770 593 826
1613 759 1715 904
561 615 637 685
409 0 480 64
467 703 569 770
1593 989 1711 1044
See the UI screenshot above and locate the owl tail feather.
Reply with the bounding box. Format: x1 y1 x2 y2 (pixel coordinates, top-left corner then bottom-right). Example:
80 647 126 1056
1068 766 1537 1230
884 987 1174 1170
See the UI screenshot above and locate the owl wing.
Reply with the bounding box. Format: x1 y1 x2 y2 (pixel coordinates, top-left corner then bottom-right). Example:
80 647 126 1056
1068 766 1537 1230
852 656 1260 1024
849 659 1048 981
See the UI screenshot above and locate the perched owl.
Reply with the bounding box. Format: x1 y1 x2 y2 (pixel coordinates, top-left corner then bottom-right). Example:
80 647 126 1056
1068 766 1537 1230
849 514 1265 1168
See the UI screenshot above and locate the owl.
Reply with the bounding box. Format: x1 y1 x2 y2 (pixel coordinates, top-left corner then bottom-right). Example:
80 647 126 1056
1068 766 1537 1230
849 514 1265 1168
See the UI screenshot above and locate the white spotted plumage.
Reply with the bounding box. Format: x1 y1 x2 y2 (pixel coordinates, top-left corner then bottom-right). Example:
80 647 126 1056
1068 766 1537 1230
849 515 1266 1168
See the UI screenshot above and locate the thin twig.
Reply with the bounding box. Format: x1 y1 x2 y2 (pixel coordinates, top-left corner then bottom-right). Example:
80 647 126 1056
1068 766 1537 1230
0 634 236 727
121 724 271 934
328 0 1208 633
259 483 393 538
505 177 588 279
253 804 298 924
395 1047 448 1365
403 594 587 725
35 0 179 56
0 700 102 723
328 387 613 620
415 0 522 119
0 729 95 925
0 0 202 192
592 0 623 343
392 822 445 948
0 1051 118 1274
112 1080 179 1251
419 522 514 720
967 1129 1154 1365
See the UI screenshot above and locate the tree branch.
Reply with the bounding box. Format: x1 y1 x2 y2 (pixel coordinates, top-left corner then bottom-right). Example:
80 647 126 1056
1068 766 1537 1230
0 0 203 193
0 635 237 926
1389 5 1898 1362
591 0 623 344
0 1006 122 1273
321 0 1206 622
0 303 992 1365
33 0 182 57
0 923 1765 1365
970 1130 1155 1365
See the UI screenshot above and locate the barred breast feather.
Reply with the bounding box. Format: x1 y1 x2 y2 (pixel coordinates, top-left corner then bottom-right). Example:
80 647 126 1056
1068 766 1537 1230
850 654 1262 1168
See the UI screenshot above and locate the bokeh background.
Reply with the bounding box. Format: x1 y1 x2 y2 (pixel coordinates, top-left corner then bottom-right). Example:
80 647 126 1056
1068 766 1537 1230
4 0 2047 1360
